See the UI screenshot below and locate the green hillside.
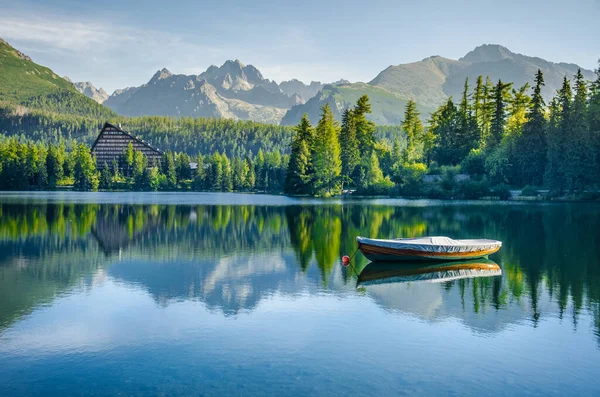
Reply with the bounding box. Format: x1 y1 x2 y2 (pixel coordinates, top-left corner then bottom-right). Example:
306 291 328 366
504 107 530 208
0 38 115 118
280 83 435 126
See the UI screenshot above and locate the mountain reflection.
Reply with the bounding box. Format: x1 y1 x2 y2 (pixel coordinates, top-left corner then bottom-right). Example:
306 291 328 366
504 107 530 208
0 202 599 342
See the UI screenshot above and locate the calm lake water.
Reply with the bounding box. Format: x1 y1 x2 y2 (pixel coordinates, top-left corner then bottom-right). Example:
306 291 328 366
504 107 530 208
1 192 599 396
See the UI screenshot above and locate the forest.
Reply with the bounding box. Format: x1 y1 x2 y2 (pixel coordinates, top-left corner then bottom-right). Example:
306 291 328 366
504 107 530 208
0 64 598 197
285 64 600 198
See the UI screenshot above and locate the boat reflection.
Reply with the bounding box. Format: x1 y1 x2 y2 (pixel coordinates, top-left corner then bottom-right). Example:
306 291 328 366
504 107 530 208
357 259 502 287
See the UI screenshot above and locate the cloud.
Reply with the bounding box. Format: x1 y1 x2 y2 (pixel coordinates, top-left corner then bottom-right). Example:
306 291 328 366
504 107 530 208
0 9 363 91
0 13 229 91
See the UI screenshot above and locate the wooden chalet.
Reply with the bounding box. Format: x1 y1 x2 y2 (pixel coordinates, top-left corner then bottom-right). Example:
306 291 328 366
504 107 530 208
91 122 163 170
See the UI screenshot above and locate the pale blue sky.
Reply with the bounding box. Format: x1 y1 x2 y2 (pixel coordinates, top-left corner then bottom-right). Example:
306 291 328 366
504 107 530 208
0 0 598 93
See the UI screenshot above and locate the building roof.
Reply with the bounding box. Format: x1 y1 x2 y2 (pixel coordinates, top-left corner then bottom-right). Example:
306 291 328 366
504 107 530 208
90 122 164 155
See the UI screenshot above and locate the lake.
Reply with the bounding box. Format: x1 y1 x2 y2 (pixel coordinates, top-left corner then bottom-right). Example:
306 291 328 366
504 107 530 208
0 192 599 396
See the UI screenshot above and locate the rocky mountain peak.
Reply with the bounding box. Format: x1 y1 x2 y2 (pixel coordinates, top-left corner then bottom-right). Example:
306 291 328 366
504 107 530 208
73 81 109 103
460 44 514 64
150 68 173 82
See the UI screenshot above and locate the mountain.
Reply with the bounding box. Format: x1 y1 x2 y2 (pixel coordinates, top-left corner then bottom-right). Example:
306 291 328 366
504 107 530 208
73 81 109 103
104 61 308 124
369 56 465 109
442 44 596 100
281 82 435 126
279 79 325 102
0 38 115 118
282 44 594 126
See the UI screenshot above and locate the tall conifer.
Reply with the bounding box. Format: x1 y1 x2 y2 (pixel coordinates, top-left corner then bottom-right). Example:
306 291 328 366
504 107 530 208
285 114 314 194
339 108 360 187
312 104 342 196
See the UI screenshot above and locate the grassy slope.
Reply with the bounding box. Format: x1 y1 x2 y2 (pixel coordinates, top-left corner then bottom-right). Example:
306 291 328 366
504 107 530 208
0 38 115 118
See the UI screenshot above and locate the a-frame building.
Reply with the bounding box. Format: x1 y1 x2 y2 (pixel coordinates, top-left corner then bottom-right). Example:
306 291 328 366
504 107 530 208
91 123 163 170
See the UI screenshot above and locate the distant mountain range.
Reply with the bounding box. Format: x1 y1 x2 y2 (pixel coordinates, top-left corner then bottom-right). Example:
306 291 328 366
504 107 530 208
84 61 341 125
1 35 594 126
283 44 596 125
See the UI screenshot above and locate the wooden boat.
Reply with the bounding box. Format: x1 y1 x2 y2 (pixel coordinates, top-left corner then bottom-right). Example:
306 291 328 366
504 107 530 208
357 236 501 261
357 259 502 286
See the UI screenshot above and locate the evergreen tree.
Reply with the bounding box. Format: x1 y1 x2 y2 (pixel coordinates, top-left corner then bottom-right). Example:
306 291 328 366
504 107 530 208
312 104 342 196
73 143 99 191
480 76 495 146
392 138 402 165
546 78 572 191
365 151 384 186
111 159 120 181
255 149 266 191
124 142 135 175
46 143 63 188
221 153 233 192
430 98 459 165
192 154 205 190
516 70 546 185
589 60 600 184
473 76 485 132
455 78 480 160
285 114 314 194
339 108 360 187
402 100 425 163
488 80 513 149
232 157 246 191
210 152 223 191
162 152 177 189
175 153 192 182
507 83 531 134
354 95 376 155
99 161 112 189
133 151 149 190
245 156 256 190
565 69 594 190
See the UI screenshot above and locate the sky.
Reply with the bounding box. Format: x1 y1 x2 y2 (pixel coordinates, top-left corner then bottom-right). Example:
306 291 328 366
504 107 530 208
0 0 598 93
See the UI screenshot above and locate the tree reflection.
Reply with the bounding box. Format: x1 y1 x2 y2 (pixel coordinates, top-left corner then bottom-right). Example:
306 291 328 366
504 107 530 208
0 201 598 343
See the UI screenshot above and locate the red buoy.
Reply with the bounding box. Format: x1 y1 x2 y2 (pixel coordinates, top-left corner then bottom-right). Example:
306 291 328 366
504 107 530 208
342 255 350 267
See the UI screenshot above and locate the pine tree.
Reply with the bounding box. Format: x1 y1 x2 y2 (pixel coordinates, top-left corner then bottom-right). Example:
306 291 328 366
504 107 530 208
392 138 402 165
245 156 256 190
124 142 135 175
480 76 495 147
402 100 425 163
175 153 191 182
354 95 376 155
73 143 99 191
566 69 594 190
99 161 112 189
365 151 384 186
162 152 177 189
312 104 342 196
255 149 266 191
516 70 546 185
285 114 314 194
46 143 63 188
232 157 245 191
473 76 485 132
430 98 459 165
339 108 360 187
455 78 480 160
589 60 600 184
193 154 205 190
221 153 233 192
488 80 513 149
546 78 572 191
210 152 223 191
